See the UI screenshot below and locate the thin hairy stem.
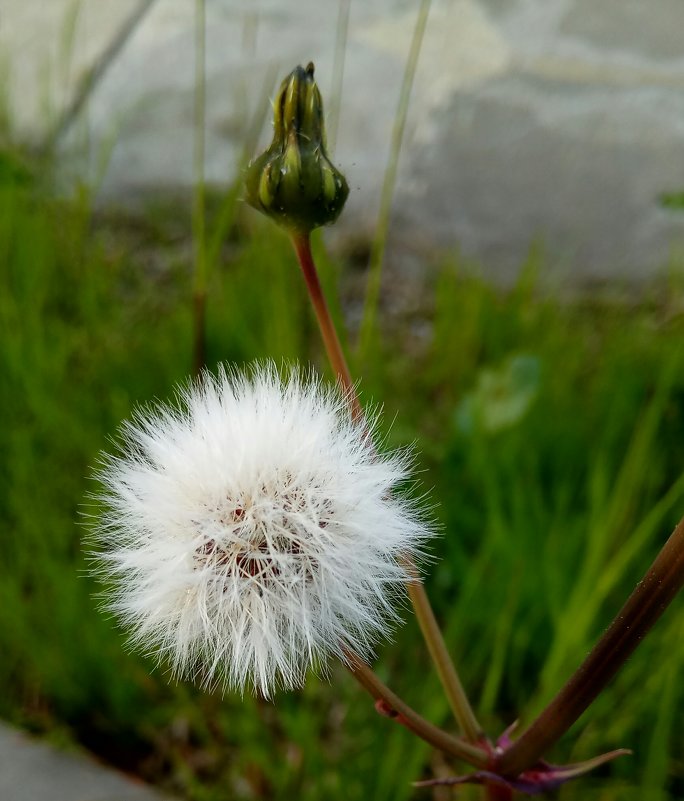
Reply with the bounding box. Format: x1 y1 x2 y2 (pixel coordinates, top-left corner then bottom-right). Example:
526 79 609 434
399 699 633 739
405 560 483 742
485 784 514 801
290 231 482 740
345 649 488 768
291 233 361 421
495 515 684 777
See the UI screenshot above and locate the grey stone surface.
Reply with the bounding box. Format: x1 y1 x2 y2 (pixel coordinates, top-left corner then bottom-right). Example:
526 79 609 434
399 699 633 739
0 722 172 801
2 0 684 281
0 0 146 136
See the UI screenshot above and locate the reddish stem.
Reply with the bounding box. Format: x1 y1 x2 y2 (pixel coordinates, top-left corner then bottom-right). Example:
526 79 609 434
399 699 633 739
290 229 485 743
495 515 684 777
345 649 489 767
485 783 514 801
291 233 363 422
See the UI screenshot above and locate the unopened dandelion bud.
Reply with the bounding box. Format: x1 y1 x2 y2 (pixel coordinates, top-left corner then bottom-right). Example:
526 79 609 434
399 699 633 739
244 63 349 234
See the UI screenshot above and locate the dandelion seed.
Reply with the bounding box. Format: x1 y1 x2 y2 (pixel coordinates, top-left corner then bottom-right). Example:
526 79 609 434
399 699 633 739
89 364 432 696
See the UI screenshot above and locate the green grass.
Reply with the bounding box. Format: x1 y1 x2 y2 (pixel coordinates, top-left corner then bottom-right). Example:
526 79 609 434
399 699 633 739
1 148 684 801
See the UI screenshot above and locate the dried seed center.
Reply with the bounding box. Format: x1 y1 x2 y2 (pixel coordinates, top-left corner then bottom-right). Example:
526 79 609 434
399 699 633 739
194 489 331 582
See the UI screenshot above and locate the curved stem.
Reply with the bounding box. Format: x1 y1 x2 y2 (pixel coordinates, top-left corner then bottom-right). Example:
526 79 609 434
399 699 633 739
290 233 362 421
495 515 684 777
290 231 482 741
485 785 514 801
405 561 483 743
345 649 488 768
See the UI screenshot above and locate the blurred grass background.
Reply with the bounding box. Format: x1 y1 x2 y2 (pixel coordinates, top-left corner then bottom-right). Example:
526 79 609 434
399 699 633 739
1 135 684 801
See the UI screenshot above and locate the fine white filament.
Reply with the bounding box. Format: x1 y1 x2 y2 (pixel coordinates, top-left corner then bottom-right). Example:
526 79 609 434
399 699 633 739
91 364 432 696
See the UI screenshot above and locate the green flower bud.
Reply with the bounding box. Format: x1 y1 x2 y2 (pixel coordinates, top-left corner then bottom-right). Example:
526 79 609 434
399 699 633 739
244 62 349 234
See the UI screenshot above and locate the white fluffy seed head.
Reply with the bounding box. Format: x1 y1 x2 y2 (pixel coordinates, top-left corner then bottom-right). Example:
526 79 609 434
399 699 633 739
89 364 433 697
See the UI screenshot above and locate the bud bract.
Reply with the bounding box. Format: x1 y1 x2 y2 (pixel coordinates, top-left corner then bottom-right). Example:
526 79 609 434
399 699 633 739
245 63 349 234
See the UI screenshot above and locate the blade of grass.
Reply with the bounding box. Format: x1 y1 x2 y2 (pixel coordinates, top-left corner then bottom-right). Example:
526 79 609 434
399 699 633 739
357 0 431 361
45 0 159 151
192 0 207 375
328 0 351 153
539 357 679 692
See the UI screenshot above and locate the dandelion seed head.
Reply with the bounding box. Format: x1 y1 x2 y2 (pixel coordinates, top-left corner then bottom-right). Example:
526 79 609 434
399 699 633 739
90 364 433 696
